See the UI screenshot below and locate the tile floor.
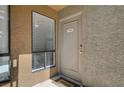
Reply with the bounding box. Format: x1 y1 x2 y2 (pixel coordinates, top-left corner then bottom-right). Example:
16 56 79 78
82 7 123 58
33 79 68 87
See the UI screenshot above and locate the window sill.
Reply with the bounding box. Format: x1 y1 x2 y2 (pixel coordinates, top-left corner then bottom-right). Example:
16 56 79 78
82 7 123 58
32 67 45 73
32 65 56 73
46 65 56 69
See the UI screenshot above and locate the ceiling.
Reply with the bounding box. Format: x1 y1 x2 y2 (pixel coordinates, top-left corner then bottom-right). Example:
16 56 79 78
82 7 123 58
48 5 67 11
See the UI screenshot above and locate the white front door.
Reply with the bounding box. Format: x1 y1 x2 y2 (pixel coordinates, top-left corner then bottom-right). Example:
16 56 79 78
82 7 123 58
61 15 82 81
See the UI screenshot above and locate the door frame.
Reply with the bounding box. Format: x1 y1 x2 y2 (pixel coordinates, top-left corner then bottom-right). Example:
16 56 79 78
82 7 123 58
58 12 83 81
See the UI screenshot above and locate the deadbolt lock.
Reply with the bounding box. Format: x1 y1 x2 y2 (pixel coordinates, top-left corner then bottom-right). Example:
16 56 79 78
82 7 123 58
80 44 83 54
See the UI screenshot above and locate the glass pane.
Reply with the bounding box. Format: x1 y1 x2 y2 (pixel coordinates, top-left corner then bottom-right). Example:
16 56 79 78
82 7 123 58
0 56 10 82
0 6 8 53
46 52 54 67
32 12 55 52
32 53 45 71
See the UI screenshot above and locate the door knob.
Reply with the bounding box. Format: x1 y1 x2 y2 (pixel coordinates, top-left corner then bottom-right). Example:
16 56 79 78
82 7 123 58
80 50 83 54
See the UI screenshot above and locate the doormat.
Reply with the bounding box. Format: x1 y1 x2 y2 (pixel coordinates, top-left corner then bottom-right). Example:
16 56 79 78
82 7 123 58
55 77 80 87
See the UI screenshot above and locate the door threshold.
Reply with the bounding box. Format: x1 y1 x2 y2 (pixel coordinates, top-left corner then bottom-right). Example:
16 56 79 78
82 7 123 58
51 74 83 87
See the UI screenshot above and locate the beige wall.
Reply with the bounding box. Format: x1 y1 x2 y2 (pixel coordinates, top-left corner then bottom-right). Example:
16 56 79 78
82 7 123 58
59 5 124 87
10 5 58 87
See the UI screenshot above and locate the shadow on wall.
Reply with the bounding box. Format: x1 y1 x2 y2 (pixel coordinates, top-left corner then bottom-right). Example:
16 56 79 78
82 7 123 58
10 53 57 87
17 53 57 87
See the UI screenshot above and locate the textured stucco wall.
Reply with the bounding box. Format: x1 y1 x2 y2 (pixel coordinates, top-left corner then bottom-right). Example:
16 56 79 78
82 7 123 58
59 6 124 87
58 5 84 19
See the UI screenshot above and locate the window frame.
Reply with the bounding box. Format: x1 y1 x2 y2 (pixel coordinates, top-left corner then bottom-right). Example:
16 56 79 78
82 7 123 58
31 11 56 72
0 5 11 83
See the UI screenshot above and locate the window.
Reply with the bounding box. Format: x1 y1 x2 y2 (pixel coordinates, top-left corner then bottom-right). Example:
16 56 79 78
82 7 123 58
32 11 56 72
0 6 10 82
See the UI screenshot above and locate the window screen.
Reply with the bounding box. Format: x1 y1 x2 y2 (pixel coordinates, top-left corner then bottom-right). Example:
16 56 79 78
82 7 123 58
32 12 55 52
32 12 55 72
0 5 10 82
0 6 9 54
32 53 45 71
0 56 10 82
